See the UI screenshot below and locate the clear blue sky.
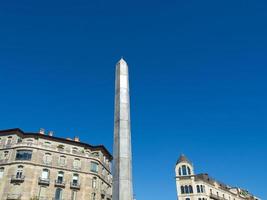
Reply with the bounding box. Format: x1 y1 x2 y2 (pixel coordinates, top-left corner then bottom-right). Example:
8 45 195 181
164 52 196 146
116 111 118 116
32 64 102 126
0 0 266 199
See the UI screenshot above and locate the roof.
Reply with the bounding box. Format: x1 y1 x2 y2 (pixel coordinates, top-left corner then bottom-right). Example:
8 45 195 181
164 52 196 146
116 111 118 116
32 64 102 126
176 154 192 165
0 128 112 160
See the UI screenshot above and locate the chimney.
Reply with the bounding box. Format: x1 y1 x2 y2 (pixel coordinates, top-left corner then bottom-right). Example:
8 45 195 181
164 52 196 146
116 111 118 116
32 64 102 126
74 136 80 142
48 131 54 137
39 128 45 135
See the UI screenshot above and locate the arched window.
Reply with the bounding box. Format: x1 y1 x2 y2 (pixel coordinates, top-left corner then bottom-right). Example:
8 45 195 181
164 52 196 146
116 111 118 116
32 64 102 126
180 186 185 194
187 166 191 175
178 167 182 176
201 185 204 193
0 167 4 178
182 165 187 175
185 185 189 194
92 177 97 188
189 185 193 193
185 198 190 200
197 185 200 193
41 169 49 179
55 188 63 200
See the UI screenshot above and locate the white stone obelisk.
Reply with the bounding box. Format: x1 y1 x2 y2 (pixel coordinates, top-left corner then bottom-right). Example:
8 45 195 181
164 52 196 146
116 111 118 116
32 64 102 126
112 58 133 200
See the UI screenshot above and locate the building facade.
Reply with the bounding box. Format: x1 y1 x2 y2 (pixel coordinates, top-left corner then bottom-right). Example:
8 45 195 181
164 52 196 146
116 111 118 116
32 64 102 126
0 128 112 200
175 155 260 200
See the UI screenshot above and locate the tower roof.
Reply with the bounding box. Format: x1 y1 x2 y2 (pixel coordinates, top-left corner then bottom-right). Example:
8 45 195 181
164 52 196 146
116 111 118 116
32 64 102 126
176 154 192 165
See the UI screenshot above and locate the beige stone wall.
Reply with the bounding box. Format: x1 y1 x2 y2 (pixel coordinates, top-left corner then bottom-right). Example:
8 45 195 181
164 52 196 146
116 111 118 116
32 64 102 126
0 133 112 200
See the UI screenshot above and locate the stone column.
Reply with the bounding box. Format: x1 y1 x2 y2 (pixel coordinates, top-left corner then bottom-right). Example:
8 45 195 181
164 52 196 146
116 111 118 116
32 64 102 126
112 58 133 200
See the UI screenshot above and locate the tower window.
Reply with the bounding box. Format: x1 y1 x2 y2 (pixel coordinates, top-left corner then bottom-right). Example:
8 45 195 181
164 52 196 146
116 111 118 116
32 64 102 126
189 185 193 193
187 166 191 175
197 185 200 193
181 186 185 194
182 165 187 175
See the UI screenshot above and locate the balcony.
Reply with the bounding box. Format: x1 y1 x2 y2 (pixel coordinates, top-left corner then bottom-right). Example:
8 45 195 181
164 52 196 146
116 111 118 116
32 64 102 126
210 193 227 200
55 180 65 187
7 194 21 200
70 182 80 190
38 177 50 185
0 159 8 164
10 175 25 183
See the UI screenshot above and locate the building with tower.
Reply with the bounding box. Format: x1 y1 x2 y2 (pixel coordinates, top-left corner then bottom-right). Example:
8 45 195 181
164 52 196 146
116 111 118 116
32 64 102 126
175 155 260 200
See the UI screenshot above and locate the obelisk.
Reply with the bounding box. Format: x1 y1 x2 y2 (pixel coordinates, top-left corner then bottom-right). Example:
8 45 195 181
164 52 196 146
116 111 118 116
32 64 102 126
112 58 133 200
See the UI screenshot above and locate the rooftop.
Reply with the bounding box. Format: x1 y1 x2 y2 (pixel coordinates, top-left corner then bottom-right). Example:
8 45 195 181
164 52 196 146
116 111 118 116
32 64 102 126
0 128 112 160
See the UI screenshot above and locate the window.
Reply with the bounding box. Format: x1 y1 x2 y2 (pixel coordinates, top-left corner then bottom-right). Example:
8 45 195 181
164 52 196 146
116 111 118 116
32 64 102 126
59 156 66 166
182 165 187 175
201 185 204 193
16 165 24 178
17 138 22 143
181 186 185 194
102 167 106 176
72 174 79 186
189 185 193 193
178 167 182 176
197 185 200 193
57 171 64 184
92 177 97 188
185 185 189 194
44 141 51 145
0 167 4 178
72 147 78 154
91 193 96 200
41 169 49 179
6 136 12 145
187 166 191 175
3 151 9 159
55 188 63 200
73 158 81 169
16 150 32 160
90 162 98 173
185 198 190 200
71 190 77 200
43 153 52 164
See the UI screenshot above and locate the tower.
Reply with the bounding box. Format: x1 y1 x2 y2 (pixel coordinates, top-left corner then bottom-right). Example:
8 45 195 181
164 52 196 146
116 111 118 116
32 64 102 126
112 58 133 200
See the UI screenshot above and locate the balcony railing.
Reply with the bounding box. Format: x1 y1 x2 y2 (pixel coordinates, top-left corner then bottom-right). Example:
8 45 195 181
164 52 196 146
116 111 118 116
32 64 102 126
210 193 227 200
0 159 8 164
11 175 25 183
70 182 80 189
38 177 50 185
55 180 65 187
7 193 21 200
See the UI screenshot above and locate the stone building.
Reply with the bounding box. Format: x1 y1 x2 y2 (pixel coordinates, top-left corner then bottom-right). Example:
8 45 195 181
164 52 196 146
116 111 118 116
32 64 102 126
0 128 112 200
175 155 260 200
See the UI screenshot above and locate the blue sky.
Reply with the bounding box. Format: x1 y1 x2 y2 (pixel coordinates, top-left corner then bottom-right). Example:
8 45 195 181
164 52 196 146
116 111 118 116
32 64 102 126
0 0 267 199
